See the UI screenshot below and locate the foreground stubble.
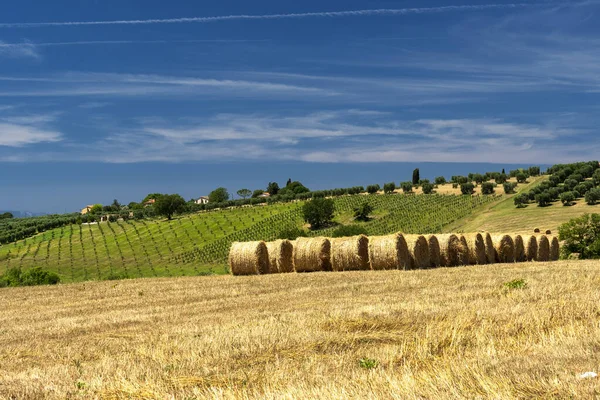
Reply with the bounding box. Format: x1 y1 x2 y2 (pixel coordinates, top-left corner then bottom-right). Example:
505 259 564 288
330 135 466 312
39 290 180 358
1 260 600 399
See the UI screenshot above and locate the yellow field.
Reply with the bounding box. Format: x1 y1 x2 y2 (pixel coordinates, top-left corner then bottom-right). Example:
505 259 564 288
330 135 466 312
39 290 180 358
2 260 600 399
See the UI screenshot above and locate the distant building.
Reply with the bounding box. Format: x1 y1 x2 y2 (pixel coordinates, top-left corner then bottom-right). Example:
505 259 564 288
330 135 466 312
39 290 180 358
195 196 209 205
258 192 271 198
80 205 94 215
144 199 156 207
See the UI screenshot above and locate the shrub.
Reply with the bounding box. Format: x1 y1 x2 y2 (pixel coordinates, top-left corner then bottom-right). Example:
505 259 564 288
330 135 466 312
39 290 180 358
400 182 413 193
421 182 435 194
495 173 508 184
435 176 447 185
564 178 578 191
481 182 495 195
358 358 379 370
535 192 552 207
560 191 576 206
460 183 475 195
0 267 60 288
332 225 368 238
585 188 600 205
514 193 529 208
559 213 600 259
383 182 396 194
504 279 527 290
503 182 517 194
302 198 335 229
516 173 528 183
353 202 374 222
366 184 380 194
528 166 541 176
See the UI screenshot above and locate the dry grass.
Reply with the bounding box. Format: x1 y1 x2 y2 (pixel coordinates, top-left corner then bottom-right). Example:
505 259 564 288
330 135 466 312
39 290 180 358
1 261 600 399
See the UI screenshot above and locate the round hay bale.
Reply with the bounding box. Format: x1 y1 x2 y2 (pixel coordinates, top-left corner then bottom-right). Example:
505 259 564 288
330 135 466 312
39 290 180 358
523 235 538 261
492 235 515 263
436 234 467 267
229 241 269 276
482 232 496 264
368 233 410 270
293 237 332 273
331 235 370 271
404 235 430 269
427 235 441 268
536 235 550 261
265 240 294 273
545 230 552 235
512 234 526 262
534 228 541 233
550 236 560 261
462 233 486 265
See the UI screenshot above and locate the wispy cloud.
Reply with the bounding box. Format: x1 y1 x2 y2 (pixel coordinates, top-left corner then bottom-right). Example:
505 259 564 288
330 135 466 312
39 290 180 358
0 39 269 47
0 123 62 147
0 41 39 58
0 4 537 28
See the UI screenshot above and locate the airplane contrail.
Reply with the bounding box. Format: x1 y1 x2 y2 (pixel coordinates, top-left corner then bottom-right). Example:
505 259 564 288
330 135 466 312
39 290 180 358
0 4 536 28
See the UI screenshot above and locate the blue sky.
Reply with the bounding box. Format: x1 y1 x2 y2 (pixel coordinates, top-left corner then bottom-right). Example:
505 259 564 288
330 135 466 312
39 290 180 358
0 0 598 213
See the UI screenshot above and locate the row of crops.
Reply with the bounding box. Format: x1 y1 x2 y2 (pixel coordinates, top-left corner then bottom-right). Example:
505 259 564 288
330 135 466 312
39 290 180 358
0 214 80 244
0 194 500 283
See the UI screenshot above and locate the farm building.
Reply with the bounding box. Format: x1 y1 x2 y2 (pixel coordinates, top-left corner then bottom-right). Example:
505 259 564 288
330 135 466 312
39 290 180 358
80 205 94 215
195 196 209 205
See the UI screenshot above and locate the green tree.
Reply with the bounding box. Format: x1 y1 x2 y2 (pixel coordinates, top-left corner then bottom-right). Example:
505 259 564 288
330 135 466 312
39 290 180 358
412 168 420 185
267 182 280 195
0 212 13 220
585 188 600 205
503 182 517 194
353 202 374 222
383 182 396 194
516 173 528 183
208 187 230 203
559 214 600 259
481 182 495 195
303 198 335 229
495 174 508 184
366 184 380 194
401 182 413 193
90 204 103 214
435 176 447 185
421 182 435 194
535 192 552 207
279 181 310 195
155 194 187 220
528 166 541 176
560 191 576 206
514 193 529 208
252 189 264 198
472 174 484 184
332 224 368 238
236 189 252 200
460 183 475 195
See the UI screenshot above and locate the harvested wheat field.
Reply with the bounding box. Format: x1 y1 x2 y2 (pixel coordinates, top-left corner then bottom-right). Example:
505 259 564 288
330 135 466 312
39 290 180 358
2 261 600 399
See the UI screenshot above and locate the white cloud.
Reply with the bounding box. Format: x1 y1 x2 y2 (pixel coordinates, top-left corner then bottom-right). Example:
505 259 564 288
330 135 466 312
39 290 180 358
0 123 62 147
0 41 39 59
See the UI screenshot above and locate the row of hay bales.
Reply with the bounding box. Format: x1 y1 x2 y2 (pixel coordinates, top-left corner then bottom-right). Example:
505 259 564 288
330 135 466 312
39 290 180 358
229 233 560 276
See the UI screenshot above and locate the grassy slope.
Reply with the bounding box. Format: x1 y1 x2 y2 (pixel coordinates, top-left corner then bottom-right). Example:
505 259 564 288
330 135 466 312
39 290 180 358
1 261 599 399
0 194 498 282
445 175 600 234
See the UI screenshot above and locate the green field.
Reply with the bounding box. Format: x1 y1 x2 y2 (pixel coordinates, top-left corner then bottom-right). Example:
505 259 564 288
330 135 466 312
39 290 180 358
0 193 498 282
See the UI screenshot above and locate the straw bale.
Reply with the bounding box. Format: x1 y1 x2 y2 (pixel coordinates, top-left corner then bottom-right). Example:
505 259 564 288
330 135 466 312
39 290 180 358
492 235 515 263
293 237 332 273
331 235 370 271
462 233 487 265
368 233 410 270
512 234 526 262
266 240 294 273
550 236 560 261
536 235 550 261
482 232 496 264
404 235 430 269
523 235 538 261
427 235 441 268
436 234 467 267
229 241 269 276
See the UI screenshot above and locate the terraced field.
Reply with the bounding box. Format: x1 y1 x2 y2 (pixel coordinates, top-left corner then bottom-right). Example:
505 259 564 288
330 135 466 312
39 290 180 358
0 194 500 282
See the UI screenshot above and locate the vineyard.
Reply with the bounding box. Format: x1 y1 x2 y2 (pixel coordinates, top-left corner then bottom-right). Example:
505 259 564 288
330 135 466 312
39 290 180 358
0 194 500 282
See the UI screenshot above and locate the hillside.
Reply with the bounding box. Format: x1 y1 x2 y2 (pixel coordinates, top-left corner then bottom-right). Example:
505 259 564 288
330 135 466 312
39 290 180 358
0 193 498 282
1 261 599 399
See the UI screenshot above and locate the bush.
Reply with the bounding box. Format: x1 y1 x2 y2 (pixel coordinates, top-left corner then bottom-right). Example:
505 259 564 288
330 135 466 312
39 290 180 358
303 198 335 229
366 184 380 194
516 173 528 183
354 202 374 221
535 192 552 207
435 176 447 185
383 182 396 194
559 214 600 259
564 178 578 191
481 182 495 195
460 183 475 195
400 182 413 193
560 191 576 206
421 182 435 194
503 182 517 194
514 193 529 208
585 188 600 205
0 267 60 288
332 224 368 238
495 173 508 184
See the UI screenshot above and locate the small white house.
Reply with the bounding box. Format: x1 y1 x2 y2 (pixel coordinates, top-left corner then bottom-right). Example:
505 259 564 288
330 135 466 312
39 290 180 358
195 196 209 205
